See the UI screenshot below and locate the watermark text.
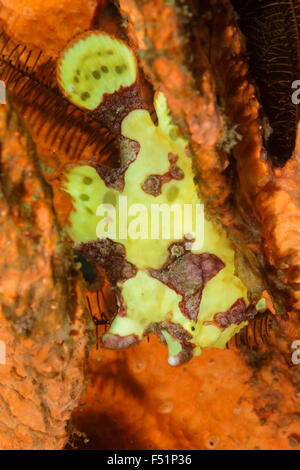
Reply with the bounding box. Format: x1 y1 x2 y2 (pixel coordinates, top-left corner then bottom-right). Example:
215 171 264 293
0 80 6 104
96 196 204 249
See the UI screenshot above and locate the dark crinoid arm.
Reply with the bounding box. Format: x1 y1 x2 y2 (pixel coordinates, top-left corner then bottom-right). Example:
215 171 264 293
0 27 119 163
231 0 300 166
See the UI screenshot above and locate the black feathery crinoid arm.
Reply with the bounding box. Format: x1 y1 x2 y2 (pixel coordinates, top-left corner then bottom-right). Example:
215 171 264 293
231 0 300 167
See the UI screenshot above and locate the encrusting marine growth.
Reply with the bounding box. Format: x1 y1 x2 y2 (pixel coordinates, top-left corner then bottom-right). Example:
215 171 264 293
58 31 265 365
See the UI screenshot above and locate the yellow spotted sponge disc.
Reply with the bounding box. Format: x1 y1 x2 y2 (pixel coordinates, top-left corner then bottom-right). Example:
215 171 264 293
57 31 137 110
